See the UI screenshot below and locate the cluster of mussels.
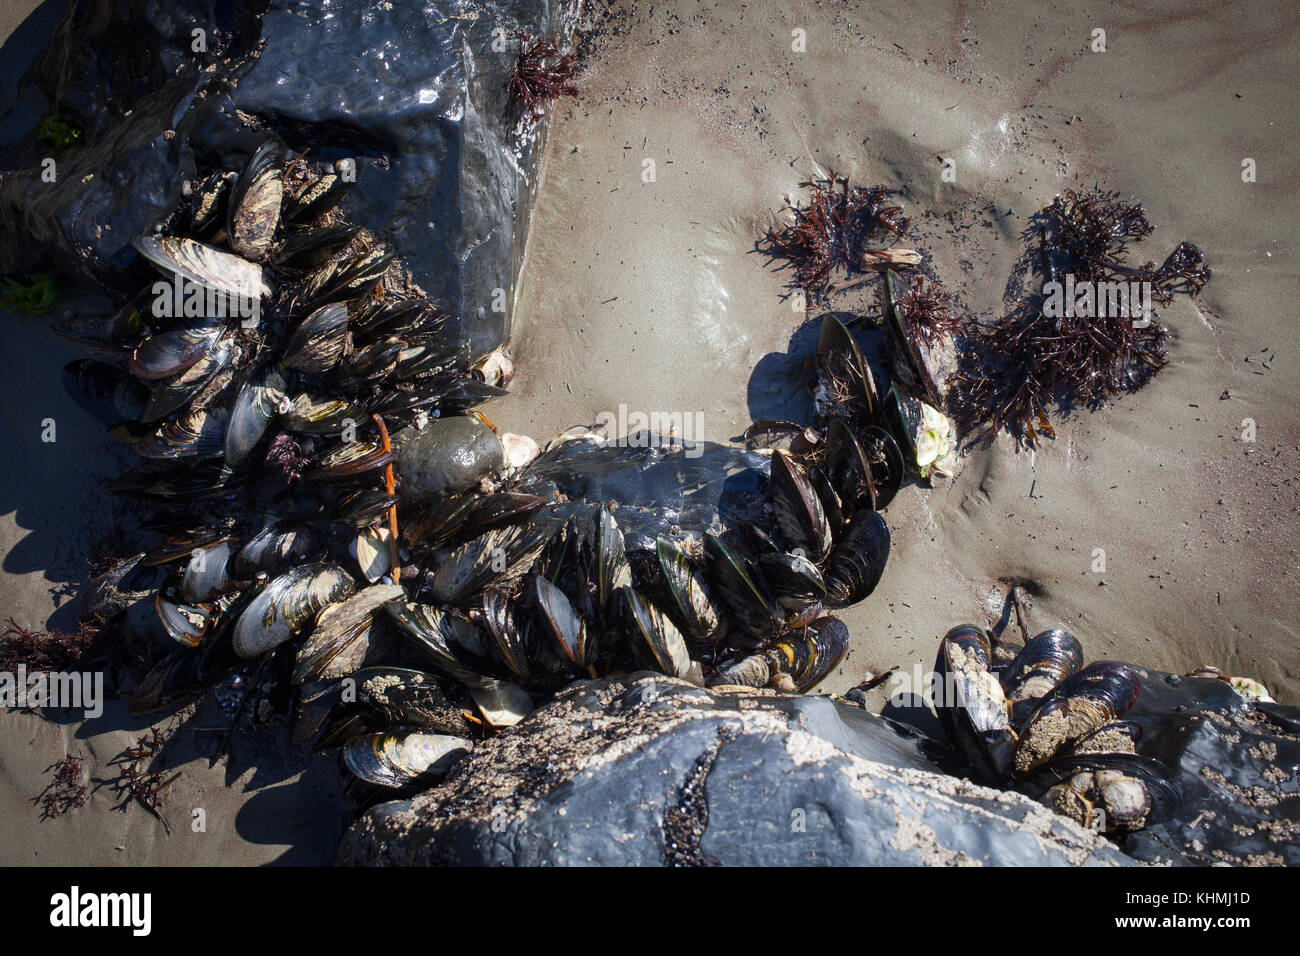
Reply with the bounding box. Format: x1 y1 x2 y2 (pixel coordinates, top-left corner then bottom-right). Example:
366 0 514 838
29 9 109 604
54 133 956 793
933 625 1178 833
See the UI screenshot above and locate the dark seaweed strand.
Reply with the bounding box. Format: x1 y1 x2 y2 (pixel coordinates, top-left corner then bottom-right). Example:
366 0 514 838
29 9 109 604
887 275 963 349
763 176 911 297
950 186 1209 448
508 33 579 117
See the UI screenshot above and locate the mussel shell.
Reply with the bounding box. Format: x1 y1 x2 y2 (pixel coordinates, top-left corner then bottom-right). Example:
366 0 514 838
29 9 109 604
933 623 1015 783
282 391 361 434
821 510 890 608
276 223 359 270
133 235 270 300
655 535 723 646
308 439 392 480
424 523 551 605
140 337 235 421
283 170 350 225
467 679 534 728
343 731 471 788
594 505 631 617
858 425 905 510
231 563 355 659
619 585 691 678
62 359 148 428
55 289 149 348
816 313 879 425
298 247 393 309
224 362 288 467
350 526 391 582
768 450 832 562
534 574 590 669
80 551 153 621
480 589 533 683
155 592 213 647
135 405 228 460
703 532 784 644
333 487 399 528
769 615 850 693
1046 661 1141 721
291 583 403 684
181 539 234 602
129 319 224 381
227 139 284 261
1000 628 1084 703
356 666 477 736
757 551 826 611
231 521 317 579
283 302 348 373
385 601 494 685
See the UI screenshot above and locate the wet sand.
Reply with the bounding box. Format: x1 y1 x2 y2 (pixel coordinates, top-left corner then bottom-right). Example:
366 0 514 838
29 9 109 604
2 0 1297 864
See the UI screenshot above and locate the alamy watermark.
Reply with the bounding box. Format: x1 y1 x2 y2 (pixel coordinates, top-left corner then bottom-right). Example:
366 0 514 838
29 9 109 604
1041 274 1153 328
594 404 706 458
1 666 103 718
152 274 260 328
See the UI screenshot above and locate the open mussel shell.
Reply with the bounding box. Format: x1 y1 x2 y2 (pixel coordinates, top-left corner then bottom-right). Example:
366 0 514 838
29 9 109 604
231 563 355 659
136 405 228 460
881 270 944 407
655 536 723 646
757 551 826 612
534 574 590 670
1000 628 1084 704
155 591 213 647
343 731 471 788
350 526 391 582
619 585 691 678
768 615 849 693
1026 752 1180 829
308 439 392 480
227 138 284 261
133 235 270 300
821 510 889 608
816 313 880 425
703 532 784 645
769 450 832 562
291 583 403 684
224 362 288 467
467 679 534 728
933 624 1016 784
129 318 225 381
283 302 348 373
857 425 905 510
62 359 148 429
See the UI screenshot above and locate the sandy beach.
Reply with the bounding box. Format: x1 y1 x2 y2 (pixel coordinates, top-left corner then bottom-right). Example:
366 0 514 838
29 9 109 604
1 0 1297 864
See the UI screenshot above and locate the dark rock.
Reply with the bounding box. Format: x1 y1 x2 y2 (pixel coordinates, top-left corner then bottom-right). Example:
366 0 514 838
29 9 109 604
337 674 1132 866
395 415 503 501
1 0 575 355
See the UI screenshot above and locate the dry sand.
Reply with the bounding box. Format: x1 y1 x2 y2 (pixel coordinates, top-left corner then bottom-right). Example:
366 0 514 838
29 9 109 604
2 0 1297 863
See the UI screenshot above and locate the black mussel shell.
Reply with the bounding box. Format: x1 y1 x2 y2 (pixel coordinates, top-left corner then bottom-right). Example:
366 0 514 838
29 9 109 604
769 615 849 693
822 510 889 608
769 450 832 562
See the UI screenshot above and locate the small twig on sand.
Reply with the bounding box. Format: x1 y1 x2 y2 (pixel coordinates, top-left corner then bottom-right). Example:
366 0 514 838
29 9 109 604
372 413 402 583
1010 586 1031 644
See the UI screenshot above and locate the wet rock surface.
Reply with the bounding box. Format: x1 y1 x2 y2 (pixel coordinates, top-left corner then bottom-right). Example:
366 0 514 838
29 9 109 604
395 415 504 501
0 0 575 353
338 674 1132 866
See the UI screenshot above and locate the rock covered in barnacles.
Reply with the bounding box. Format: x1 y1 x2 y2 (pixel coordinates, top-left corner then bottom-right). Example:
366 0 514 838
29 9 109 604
337 674 1132 866
395 415 504 501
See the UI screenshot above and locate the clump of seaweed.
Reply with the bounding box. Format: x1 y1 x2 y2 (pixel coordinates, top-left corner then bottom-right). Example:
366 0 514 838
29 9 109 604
887 275 963 349
110 728 180 834
764 176 913 297
1048 187 1211 302
507 33 579 119
951 185 1210 447
0 618 107 673
264 431 307 487
37 755 89 820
